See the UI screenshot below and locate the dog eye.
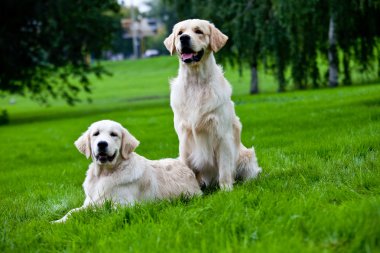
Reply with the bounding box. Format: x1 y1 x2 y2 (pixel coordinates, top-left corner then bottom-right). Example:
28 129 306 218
93 131 99 136
195 29 203 34
178 31 183 35
110 132 118 137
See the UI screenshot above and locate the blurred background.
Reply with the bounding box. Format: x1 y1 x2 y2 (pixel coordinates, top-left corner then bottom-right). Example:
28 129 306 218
0 0 379 117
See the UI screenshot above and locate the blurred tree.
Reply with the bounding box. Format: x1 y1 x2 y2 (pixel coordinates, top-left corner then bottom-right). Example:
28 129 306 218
273 0 328 89
333 0 380 85
0 109 9 125
165 0 270 93
0 0 120 105
217 0 291 93
166 0 380 92
328 13 339 87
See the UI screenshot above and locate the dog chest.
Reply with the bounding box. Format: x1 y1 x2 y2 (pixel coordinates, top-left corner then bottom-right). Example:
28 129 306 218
83 161 150 205
83 175 108 204
172 90 220 131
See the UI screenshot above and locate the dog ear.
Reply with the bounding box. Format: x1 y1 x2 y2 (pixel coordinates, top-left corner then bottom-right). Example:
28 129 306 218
121 128 140 159
74 130 91 159
209 23 228 53
164 33 176 55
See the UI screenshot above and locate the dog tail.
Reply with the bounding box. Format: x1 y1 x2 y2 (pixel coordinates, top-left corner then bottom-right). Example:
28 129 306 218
236 144 262 181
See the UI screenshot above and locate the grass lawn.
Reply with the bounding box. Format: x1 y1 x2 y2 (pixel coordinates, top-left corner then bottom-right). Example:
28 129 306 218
0 56 379 252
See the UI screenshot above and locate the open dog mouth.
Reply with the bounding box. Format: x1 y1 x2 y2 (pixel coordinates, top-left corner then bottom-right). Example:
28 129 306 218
96 152 116 163
180 48 204 63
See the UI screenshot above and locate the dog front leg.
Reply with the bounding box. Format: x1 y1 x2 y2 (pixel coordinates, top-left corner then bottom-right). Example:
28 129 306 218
217 137 236 191
51 206 87 223
177 123 192 165
51 197 93 224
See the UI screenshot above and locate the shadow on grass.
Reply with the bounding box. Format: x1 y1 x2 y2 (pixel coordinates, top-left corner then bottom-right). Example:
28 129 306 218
3 96 170 127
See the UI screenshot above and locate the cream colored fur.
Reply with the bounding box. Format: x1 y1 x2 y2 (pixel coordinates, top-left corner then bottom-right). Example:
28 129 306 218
53 120 201 223
164 19 262 190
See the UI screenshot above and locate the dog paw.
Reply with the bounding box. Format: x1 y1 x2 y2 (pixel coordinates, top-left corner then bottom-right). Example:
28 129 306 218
219 183 233 191
50 217 67 224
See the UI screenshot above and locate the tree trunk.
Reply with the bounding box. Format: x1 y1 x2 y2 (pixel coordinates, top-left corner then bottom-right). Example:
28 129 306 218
328 16 339 87
343 51 351 85
250 63 259 94
312 59 319 88
378 53 380 78
277 68 286 92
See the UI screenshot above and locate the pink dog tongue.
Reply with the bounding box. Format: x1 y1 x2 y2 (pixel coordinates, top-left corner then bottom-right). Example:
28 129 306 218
181 53 193 60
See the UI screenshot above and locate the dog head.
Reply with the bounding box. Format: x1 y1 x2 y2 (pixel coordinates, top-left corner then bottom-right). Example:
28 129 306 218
164 19 228 64
74 120 139 166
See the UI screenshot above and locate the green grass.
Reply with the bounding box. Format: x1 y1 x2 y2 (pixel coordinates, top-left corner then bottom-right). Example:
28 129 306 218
0 57 379 252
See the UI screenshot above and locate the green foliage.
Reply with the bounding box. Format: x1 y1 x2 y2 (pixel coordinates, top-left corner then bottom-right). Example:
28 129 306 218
166 0 380 91
334 0 380 73
0 0 120 104
273 0 328 88
0 58 379 252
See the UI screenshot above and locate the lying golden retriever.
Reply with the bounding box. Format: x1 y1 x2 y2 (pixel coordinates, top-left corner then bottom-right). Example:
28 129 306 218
53 120 201 223
164 19 262 190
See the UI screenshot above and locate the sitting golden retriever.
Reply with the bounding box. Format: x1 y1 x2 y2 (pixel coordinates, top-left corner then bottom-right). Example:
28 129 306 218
53 120 201 223
164 19 262 190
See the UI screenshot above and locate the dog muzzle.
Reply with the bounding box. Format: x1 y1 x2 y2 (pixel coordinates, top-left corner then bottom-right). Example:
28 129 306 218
180 48 204 63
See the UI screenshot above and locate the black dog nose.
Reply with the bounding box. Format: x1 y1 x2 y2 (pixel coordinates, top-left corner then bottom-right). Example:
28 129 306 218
97 141 108 150
180 34 190 43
